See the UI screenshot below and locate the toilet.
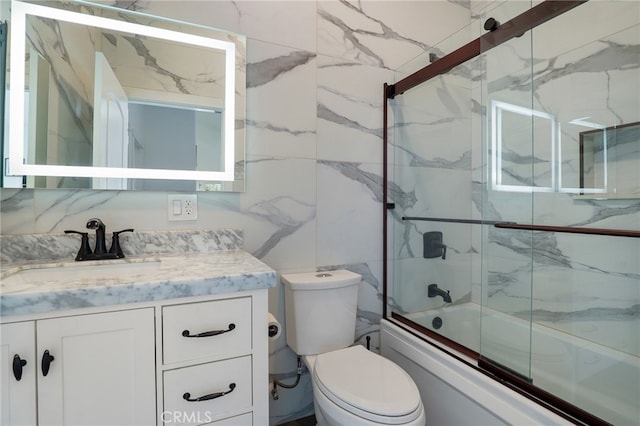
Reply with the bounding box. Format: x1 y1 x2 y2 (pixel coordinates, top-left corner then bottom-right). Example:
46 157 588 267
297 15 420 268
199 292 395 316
282 270 425 426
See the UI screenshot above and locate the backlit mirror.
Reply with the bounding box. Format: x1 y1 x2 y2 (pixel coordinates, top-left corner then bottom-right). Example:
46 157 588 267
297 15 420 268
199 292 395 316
3 0 246 191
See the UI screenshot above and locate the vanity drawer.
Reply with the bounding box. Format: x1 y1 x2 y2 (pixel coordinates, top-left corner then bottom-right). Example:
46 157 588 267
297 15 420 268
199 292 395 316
163 356 252 425
163 297 252 364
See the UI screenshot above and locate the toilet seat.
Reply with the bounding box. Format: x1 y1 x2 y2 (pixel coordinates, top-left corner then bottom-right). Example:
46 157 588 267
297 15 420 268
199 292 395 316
312 345 423 424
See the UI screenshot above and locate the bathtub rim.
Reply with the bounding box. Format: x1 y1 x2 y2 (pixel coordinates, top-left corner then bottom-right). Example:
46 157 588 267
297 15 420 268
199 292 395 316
381 317 612 426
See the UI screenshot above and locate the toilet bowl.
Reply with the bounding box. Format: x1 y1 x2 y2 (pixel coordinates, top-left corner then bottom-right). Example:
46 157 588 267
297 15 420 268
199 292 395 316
304 346 425 425
282 270 426 426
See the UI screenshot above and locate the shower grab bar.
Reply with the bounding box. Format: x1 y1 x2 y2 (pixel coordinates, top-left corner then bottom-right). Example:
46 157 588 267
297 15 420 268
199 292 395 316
401 216 639 237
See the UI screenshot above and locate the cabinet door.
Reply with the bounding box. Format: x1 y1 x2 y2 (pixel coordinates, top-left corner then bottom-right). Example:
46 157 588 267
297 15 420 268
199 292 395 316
36 309 156 426
0 322 37 426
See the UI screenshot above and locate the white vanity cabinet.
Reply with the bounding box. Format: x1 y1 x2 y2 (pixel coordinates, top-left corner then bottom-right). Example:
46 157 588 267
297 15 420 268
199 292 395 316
0 289 269 426
1 309 156 426
0 245 274 426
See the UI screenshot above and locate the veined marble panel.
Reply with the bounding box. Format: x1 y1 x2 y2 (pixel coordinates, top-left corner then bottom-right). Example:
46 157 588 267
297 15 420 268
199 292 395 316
316 55 393 164
30 189 167 235
126 0 317 52
0 190 35 234
482 224 640 356
246 40 317 159
316 161 382 266
195 156 317 272
393 166 473 219
317 0 471 70
391 75 473 168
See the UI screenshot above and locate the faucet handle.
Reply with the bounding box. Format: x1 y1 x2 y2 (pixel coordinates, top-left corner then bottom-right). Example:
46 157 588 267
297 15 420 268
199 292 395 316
65 230 93 261
109 229 134 258
423 231 447 260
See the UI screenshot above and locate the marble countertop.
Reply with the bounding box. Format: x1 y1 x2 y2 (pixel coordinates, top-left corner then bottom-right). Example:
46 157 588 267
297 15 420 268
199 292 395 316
1 249 277 317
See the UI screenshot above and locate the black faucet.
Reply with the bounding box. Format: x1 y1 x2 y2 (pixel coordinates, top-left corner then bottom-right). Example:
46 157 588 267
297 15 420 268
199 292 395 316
428 283 452 303
65 218 134 261
86 218 108 256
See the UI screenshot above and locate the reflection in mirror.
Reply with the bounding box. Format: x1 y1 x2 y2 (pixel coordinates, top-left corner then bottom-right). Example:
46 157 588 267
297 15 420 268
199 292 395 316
579 122 640 198
128 101 224 191
3 0 245 191
491 100 556 193
491 99 640 199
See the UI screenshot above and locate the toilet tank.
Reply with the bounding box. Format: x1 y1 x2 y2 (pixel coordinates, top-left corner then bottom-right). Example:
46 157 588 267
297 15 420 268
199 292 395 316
282 270 361 355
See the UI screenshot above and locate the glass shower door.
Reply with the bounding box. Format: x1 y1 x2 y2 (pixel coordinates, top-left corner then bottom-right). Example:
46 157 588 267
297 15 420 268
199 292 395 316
388 25 481 354
480 1 640 424
479 2 536 380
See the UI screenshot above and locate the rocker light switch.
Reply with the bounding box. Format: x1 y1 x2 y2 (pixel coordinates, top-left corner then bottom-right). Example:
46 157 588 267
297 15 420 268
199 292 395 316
172 200 182 215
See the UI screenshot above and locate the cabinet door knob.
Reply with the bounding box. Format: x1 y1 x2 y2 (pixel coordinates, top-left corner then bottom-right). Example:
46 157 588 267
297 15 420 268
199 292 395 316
41 350 55 376
181 323 235 338
12 354 27 381
183 383 236 402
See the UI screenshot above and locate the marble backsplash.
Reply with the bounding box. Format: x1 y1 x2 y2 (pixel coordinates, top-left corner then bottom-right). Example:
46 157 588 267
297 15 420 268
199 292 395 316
0 228 243 263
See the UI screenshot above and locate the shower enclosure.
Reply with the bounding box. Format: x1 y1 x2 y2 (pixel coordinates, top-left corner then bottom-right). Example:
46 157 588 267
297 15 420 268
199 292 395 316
383 1 639 425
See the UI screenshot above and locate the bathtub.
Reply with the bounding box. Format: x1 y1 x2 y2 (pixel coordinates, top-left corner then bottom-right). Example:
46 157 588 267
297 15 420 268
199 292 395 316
382 303 640 426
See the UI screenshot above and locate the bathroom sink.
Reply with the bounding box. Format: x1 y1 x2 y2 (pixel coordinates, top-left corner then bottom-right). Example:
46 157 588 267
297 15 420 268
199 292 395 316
2 259 162 286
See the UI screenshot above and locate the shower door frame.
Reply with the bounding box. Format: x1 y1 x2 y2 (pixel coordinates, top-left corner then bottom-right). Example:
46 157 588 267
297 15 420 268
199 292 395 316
380 1 632 425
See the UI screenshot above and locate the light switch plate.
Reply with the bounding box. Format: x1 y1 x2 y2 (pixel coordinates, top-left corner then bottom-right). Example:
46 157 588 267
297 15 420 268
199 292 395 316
167 194 198 221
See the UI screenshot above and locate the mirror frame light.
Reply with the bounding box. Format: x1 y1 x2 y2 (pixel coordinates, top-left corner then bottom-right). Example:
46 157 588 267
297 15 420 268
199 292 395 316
8 0 236 182
491 100 557 193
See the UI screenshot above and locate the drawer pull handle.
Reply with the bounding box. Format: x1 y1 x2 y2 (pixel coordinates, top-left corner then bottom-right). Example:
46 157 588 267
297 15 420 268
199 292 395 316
182 323 235 338
183 383 236 402
13 354 27 381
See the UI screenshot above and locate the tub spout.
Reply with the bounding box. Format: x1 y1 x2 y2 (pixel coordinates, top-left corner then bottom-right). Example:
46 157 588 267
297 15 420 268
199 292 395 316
428 283 452 303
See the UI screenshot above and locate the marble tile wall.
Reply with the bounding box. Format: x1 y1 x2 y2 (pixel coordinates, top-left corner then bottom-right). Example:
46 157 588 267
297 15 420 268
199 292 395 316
0 1 475 424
